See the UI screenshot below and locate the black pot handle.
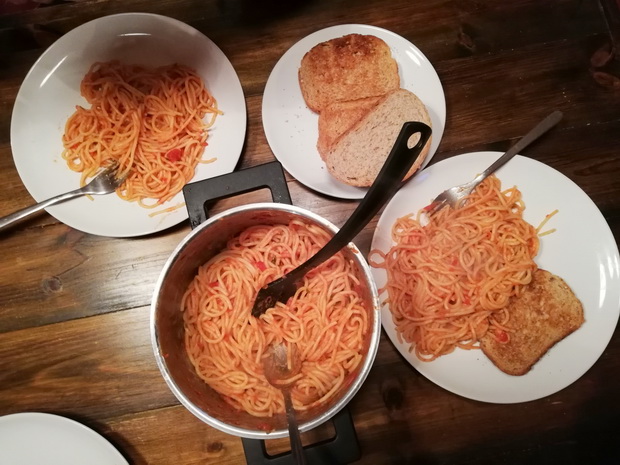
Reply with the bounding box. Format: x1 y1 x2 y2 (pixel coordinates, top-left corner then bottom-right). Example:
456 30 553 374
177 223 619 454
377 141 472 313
182 161 293 229
240 407 360 465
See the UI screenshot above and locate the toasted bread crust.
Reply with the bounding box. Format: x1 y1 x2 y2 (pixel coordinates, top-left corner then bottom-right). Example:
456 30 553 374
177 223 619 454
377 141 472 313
480 269 585 376
317 96 383 159
323 88 432 187
299 34 400 113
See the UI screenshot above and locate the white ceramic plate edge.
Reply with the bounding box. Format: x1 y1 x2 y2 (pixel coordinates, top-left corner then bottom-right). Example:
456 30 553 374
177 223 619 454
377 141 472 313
0 412 128 464
370 152 620 403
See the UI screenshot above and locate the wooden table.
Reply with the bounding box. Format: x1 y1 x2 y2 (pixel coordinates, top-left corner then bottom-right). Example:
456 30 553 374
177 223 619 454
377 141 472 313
1 1 620 463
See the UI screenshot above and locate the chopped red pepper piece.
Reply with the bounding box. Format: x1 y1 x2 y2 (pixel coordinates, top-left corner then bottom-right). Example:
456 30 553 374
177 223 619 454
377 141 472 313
254 261 267 272
165 148 183 162
209 281 219 288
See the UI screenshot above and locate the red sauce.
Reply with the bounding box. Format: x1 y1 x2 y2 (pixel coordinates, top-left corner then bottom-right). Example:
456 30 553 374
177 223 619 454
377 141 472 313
165 148 183 162
495 329 509 343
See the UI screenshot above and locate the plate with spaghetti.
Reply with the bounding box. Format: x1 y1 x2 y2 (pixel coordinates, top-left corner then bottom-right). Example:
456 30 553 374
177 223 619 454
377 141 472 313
10 13 246 237
262 24 446 200
370 151 620 403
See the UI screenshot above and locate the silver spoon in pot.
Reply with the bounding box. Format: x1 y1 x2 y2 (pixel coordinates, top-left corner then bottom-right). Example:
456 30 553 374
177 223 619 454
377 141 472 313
262 342 306 465
251 121 432 317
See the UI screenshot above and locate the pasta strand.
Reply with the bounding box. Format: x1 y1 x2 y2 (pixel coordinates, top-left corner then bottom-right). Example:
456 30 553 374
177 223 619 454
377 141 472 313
62 60 221 208
182 220 370 417
370 175 539 361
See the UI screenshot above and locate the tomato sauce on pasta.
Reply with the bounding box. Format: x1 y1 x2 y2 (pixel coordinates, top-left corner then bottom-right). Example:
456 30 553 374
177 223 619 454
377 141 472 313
370 175 539 361
182 220 370 417
62 60 220 208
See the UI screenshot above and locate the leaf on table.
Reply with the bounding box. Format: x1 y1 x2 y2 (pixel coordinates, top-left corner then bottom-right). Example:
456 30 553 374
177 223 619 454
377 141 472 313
590 42 615 68
457 30 476 53
591 70 620 89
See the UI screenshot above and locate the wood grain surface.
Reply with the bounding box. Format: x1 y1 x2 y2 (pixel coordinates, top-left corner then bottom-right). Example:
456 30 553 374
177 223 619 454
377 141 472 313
1 0 619 464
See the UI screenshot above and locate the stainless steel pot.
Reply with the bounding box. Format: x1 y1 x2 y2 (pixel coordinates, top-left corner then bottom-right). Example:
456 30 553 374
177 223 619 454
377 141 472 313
150 200 381 440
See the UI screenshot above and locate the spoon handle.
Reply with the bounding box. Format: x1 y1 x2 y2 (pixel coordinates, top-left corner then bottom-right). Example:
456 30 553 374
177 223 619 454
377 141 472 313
286 121 432 283
284 390 307 465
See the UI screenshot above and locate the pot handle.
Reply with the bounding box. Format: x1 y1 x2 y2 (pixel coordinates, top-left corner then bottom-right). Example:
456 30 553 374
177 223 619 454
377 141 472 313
240 407 360 465
182 161 293 229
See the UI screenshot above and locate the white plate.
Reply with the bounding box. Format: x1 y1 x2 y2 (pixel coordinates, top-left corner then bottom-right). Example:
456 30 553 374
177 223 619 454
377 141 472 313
262 24 446 199
0 412 128 465
10 13 246 237
370 152 620 403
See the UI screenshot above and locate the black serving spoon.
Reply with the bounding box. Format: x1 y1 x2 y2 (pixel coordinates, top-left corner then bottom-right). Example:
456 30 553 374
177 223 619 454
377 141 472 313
251 121 432 318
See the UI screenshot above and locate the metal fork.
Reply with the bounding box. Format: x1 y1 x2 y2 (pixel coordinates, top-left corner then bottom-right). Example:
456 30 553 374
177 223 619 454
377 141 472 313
425 110 563 215
0 162 126 232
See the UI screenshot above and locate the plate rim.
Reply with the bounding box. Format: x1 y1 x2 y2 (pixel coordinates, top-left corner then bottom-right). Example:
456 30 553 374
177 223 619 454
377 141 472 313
9 12 247 237
370 151 620 403
261 23 446 200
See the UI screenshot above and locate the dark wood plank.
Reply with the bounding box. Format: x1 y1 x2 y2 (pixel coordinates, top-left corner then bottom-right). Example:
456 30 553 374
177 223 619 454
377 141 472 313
0 144 34 212
0 306 178 418
0 220 188 332
435 35 620 153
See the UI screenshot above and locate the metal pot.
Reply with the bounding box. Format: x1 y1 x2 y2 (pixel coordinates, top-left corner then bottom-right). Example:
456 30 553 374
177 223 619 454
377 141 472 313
150 162 381 440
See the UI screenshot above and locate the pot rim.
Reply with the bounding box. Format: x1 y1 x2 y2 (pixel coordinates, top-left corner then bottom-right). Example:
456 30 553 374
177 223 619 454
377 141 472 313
150 202 381 439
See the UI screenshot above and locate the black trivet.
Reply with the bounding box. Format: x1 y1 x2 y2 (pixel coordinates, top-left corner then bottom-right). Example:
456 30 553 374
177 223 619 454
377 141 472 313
241 407 360 465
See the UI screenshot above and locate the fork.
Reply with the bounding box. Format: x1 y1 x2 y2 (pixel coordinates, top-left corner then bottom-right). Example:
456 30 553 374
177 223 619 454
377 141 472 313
424 110 563 215
0 162 126 232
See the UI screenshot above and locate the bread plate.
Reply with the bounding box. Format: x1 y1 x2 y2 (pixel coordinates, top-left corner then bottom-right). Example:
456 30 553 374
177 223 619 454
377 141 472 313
262 24 446 200
370 152 620 403
10 13 246 237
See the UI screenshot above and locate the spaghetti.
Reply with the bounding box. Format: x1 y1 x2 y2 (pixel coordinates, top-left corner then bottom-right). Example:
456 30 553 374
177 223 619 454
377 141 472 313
370 175 539 361
182 220 370 417
62 60 220 208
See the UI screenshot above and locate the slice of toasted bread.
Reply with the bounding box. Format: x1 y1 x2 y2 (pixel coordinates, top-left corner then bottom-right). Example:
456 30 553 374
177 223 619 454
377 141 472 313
317 96 383 159
298 34 400 113
322 88 432 187
480 269 585 376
